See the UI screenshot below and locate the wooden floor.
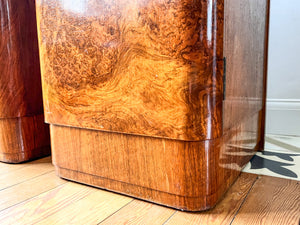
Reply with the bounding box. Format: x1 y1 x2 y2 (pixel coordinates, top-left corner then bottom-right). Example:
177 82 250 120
0 157 299 225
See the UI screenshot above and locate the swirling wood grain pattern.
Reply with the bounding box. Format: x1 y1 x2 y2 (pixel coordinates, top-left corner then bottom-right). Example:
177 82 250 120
0 0 43 118
36 0 224 141
37 0 269 211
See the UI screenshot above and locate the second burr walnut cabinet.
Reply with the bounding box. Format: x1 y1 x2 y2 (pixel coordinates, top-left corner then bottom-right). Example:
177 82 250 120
36 0 270 210
0 0 50 163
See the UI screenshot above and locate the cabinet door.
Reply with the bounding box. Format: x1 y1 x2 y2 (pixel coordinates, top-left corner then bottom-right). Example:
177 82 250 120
36 0 224 141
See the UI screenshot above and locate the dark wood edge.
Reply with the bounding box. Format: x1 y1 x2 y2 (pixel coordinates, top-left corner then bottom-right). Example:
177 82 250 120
259 0 271 151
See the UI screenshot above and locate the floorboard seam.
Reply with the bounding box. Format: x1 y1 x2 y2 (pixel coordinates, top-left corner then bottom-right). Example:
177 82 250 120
162 211 177 225
97 199 135 224
229 175 259 225
0 164 30 174
0 181 67 213
31 185 99 224
0 169 55 192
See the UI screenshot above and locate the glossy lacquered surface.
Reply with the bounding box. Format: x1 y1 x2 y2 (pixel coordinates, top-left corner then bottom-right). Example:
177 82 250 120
51 112 261 211
223 0 268 131
36 0 224 141
0 0 43 118
37 0 270 210
0 115 50 163
0 0 50 162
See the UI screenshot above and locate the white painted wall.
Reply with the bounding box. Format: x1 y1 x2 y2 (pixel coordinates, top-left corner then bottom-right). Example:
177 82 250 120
266 0 300 136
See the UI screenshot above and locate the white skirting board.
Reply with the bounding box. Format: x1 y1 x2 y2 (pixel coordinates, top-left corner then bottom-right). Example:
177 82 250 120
266 99 300 136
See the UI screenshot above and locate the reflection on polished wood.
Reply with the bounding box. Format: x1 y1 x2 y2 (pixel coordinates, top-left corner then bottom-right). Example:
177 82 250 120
37 0 224 141
36 0 270 210
0 115 50 163
50 113 261 211
223 0 268 131
0 0 50 163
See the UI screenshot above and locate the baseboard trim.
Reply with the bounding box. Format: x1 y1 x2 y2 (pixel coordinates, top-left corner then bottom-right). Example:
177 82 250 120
266 99 300 136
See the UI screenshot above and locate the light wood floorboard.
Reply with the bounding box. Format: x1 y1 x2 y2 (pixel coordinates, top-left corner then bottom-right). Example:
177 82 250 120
0 157 51 174
99 200 175 225
231 176 300 225
35 188 133 225
0 157 54 190
0 156 299 225
0 171 66 211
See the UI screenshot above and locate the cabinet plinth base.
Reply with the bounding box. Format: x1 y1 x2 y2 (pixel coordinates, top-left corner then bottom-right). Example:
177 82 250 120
0 114 50 163
50 112 262 211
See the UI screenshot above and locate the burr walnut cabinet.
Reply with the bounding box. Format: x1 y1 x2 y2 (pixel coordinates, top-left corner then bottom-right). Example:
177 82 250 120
36 0 270 210
0 0 50 163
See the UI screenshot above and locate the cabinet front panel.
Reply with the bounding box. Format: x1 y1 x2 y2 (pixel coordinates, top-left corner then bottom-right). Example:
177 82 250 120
37 0 224 141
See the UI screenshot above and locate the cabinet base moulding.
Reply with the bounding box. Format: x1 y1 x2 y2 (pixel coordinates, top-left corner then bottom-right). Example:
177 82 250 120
55 166 237 211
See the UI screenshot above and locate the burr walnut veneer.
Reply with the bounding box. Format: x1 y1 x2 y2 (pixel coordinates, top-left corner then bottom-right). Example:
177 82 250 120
0 0 50 163
36 0 270 210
